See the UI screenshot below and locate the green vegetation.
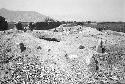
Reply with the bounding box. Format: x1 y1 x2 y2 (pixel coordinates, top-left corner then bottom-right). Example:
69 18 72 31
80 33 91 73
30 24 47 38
84 22 125 33
0 16 8 31
16 21 23 30
29 22 34 31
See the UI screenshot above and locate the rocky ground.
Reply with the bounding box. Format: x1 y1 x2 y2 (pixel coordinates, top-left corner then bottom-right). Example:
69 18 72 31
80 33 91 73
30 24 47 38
0 26 125 84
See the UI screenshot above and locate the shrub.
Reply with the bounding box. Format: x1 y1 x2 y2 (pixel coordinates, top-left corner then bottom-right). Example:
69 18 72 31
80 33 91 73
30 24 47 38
34 22 61 30
16 21 23 30
29 22 34 31
0 16 8 31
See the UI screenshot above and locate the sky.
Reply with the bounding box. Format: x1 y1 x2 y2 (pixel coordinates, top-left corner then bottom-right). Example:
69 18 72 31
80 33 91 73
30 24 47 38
0 0 124 21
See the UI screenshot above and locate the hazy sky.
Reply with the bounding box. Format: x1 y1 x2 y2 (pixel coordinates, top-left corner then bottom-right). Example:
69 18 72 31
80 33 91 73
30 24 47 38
0 0 124 21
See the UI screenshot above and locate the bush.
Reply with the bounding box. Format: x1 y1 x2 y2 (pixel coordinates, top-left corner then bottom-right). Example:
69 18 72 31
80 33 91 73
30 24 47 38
29 22 34 31
0 16 8 31
34 22 61 30
16 21 23 30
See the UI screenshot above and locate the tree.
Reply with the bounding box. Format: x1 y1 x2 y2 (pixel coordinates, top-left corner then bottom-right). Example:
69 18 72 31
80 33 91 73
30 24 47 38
16 21 23 30
45 18 55 22
0 16 8 31
29 22 34 31
87 21 91 24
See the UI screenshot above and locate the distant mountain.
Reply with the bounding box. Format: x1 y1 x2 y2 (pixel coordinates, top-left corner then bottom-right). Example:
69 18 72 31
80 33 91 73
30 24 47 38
0 8 55 22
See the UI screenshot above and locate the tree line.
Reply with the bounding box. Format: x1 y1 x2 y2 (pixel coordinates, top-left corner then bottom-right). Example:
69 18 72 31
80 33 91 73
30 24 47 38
0 16 62 31
1 16 125 33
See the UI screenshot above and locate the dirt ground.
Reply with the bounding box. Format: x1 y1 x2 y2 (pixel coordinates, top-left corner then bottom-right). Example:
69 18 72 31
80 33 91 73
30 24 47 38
0 26 125 84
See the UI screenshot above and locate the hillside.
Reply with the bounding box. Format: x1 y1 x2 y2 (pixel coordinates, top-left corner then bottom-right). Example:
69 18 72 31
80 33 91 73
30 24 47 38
0 8 54 22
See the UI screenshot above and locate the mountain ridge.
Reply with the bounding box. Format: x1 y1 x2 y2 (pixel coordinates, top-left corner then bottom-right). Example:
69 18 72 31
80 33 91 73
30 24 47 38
0 8 55 22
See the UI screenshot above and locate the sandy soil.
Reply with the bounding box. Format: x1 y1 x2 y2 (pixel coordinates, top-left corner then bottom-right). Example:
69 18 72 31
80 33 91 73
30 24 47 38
0 26 125 84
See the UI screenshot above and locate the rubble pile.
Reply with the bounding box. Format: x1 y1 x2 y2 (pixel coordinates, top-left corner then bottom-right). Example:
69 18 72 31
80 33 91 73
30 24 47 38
0 26 125 84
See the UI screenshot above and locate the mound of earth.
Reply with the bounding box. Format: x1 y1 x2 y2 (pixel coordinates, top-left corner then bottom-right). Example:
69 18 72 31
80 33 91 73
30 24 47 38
0 26 125 84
